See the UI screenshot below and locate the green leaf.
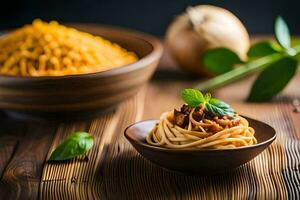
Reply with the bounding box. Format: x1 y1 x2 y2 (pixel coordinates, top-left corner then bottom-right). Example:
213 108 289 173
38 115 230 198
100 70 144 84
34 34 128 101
275 16 291 49
49 132 94 161
181 88 235 116
206 98 235 117
203 48 242 75
247 41 282 58
181 89 205 108
247 57 298 102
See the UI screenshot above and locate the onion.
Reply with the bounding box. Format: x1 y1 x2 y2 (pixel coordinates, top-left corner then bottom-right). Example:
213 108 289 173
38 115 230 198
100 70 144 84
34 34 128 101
166 5 250 76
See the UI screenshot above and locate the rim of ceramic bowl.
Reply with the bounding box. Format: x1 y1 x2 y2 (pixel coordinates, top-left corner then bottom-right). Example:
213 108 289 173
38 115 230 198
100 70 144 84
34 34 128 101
124 117 277 153
0 24 163 81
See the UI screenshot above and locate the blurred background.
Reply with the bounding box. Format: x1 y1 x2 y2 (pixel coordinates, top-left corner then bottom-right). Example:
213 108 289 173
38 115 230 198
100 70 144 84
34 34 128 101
1 0 300 35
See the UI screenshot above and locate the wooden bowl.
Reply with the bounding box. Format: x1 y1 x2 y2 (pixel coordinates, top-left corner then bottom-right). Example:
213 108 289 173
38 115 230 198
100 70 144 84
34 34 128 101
124 117 276 174
0 24 163 120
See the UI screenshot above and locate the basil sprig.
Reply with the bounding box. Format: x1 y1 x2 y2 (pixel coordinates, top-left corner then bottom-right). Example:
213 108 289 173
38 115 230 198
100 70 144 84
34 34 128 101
198 16 300 102
181 89 235 117
49 132 94 161
202 47 243 75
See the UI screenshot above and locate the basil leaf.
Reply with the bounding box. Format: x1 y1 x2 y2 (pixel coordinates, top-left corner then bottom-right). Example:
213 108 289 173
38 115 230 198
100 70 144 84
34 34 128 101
181 89 205 108
180 88 235 116
247 57 297 102
275 16 291 49
49 132 94 161
203 48 242 75
206 98 235 117
247 41 282 58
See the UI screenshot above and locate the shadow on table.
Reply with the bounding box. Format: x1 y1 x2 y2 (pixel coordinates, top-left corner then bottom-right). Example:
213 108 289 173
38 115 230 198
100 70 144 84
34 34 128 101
98 150 256 199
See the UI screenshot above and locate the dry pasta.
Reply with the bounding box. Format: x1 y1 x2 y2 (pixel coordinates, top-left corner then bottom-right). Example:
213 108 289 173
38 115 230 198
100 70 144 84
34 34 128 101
0 19 138 76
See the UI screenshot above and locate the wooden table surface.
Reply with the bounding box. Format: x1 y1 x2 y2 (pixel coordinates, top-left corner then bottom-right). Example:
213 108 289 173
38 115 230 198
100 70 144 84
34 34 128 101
0 46 300 200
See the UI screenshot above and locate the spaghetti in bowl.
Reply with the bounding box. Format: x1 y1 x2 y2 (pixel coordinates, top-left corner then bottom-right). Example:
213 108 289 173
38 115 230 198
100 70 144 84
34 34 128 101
125 89 276 174
125 118 275 174
146 89 257 150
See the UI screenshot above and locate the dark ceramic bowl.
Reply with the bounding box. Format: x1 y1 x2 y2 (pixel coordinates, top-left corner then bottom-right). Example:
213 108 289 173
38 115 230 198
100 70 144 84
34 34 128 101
0 24 163 120
124 117 276 174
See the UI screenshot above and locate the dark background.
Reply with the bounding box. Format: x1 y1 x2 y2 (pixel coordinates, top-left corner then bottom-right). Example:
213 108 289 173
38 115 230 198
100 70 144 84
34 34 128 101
1 0 299 36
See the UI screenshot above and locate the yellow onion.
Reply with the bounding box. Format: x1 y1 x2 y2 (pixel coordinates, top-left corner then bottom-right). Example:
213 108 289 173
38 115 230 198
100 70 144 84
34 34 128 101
166 5 250 76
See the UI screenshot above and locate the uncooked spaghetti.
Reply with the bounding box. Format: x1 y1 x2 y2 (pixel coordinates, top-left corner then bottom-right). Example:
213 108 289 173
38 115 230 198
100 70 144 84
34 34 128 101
146 90 257 149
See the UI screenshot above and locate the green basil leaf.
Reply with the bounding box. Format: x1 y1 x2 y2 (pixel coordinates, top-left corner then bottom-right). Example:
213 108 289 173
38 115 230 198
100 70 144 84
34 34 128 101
49 132 94 161
206 98 235 117
247 41 282 58
202 47 242 75
181 89 205 108
247 57 298 102
275 16 291 49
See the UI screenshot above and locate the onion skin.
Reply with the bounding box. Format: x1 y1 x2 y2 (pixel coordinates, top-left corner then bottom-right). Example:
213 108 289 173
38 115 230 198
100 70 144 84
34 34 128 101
166 5 250 77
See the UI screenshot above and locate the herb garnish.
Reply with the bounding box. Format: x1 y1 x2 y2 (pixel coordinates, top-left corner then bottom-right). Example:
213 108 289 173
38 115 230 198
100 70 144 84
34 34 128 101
181 89 235 117
197 16 300 102
49 132 94 161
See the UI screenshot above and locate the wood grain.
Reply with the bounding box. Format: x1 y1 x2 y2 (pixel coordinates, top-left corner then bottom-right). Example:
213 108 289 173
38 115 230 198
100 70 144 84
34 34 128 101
0 122 56 199
38 75 300 199
40 89 146 199
0 43 300 199
0 115 27 197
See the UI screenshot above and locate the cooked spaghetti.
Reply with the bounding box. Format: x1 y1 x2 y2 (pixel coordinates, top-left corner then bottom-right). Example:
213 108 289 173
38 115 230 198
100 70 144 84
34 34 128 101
146 104 257 149
0 19 138 76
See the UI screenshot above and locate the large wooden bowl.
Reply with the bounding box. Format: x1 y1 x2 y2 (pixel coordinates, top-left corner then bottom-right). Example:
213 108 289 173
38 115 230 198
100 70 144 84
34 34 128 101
0 24 163 119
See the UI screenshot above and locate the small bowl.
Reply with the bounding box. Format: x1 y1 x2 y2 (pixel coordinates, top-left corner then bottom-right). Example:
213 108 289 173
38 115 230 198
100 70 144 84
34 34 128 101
124 117 276 174
0 24 163 120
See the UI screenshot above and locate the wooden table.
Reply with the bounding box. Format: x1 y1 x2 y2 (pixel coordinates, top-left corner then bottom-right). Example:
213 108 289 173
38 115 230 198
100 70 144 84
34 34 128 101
0 48 300 200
